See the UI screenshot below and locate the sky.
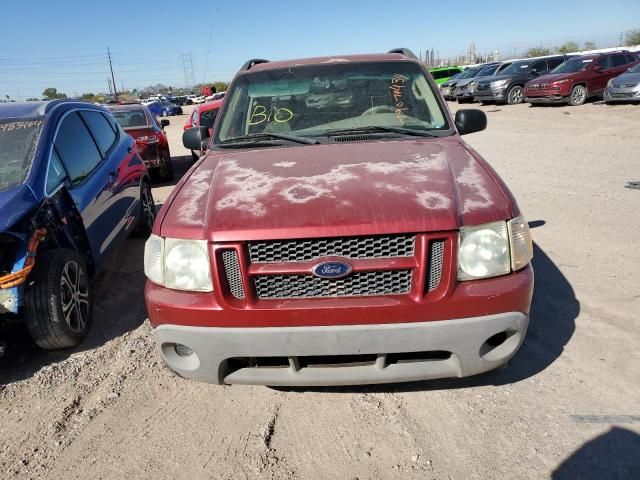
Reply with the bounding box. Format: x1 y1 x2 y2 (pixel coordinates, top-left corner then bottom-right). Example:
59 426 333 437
1 0 639 98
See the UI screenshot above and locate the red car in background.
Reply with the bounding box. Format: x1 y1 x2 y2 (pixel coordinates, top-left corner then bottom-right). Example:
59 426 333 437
183 99 224 159
109 104 173 180
525 51 639 106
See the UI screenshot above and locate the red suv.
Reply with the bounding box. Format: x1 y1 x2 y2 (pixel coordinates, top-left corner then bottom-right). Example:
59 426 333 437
109 104 173 180
525 51 639 106
144 49 534 386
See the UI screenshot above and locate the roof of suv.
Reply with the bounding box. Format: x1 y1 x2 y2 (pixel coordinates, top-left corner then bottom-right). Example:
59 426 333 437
244 53 416 74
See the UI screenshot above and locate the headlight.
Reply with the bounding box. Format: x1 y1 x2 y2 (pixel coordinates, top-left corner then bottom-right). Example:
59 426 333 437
458 216 532 281
607 78 614 87
491 79 509 88
144 235 213 292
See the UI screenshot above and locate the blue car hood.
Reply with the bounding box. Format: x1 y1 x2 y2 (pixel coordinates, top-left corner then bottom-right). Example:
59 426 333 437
0 185 38 232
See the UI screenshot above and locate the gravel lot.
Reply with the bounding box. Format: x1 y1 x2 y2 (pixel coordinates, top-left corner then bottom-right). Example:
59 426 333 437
1 100 639 480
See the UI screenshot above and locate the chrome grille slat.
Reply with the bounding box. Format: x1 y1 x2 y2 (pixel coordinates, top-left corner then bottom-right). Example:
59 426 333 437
222 250 245 299
248 234 415 263
426 240 445 292
254 270 412 299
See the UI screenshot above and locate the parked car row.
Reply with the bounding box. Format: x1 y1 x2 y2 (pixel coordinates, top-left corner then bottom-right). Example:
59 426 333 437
438 50 640 106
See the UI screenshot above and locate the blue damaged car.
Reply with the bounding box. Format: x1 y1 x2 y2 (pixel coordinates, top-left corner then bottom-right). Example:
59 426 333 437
0 100 156 350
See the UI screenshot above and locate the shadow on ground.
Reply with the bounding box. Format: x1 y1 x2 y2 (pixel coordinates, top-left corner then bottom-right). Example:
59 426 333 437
552 427 640 480
276 238 579 393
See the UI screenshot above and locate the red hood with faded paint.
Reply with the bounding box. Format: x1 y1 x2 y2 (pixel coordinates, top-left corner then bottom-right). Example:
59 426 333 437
158 137 517 242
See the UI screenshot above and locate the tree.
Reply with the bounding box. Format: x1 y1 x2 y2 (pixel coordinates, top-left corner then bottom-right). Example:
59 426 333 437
624 29 640 45
42 88 67 100
584 41 596 50
26 97 39 101
557 41 579 54
213 81 228 92
525 47 551 58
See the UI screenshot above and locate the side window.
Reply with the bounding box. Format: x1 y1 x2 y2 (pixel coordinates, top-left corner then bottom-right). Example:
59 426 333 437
531 61 547 73
79 111 117 156
191 110 198 126
547 58 565 70
626 54 638 64
612 54 627 67
596 56 612 69
54 112 102 186
46 148 67 194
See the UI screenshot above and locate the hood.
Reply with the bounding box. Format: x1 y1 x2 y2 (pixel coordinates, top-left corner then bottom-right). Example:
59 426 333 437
160 139 515 242
441 78 460 87
0 185 38 232
455 78 474 87
612 71 640 86
477 73 517 85
528 73 574 84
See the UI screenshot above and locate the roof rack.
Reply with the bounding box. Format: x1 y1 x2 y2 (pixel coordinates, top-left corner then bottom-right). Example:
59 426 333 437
240 58 270 71
387 48 418 60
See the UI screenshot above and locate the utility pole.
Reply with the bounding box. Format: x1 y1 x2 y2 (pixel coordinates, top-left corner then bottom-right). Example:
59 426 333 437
107 77 113 97
107 47 118 101
181 53 196 89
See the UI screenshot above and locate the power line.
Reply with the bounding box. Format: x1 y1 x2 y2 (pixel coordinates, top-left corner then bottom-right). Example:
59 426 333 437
181 53 196 88
107 47 118 102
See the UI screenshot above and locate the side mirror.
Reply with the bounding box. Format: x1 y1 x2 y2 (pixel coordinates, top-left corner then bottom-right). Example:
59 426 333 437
455 109 487 135
160 119 170 128
183 126 210 150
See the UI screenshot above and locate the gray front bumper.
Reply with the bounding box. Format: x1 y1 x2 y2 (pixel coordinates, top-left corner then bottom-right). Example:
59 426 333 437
604 87 640 102
153 312 529 386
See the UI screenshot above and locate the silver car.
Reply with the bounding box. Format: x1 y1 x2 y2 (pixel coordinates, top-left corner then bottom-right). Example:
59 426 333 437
604 62 640 103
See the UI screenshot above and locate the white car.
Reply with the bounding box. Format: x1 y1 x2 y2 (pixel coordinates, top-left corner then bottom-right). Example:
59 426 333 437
205 91 226 102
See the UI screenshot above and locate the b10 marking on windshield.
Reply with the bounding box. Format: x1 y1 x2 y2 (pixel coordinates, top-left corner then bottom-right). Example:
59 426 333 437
390 74 408 122
0 120 42 132
248 104 294 126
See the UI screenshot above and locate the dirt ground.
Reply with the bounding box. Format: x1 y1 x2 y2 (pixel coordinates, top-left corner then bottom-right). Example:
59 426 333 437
1 100 639 480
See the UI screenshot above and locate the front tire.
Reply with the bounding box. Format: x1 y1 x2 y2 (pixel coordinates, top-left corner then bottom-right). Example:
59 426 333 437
25 249 92 350
507 86 524 105
568 85 587 106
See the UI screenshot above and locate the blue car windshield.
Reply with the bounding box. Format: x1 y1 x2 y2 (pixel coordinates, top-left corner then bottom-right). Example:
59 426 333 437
0 118 43 192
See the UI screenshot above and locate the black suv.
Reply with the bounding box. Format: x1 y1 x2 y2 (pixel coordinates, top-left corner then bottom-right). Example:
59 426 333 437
474 55 571 104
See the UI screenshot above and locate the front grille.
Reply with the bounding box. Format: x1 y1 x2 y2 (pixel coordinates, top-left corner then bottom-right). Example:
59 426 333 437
221 250 245 299
254 270 412 299
426 240 445 292
248 234 415 263
477 83 490 91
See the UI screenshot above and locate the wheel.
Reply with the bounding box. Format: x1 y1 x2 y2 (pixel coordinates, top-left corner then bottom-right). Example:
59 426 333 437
507 86 524 105
158 151 174 181
568 85 587 106
25 249 92 350
133 180 156 237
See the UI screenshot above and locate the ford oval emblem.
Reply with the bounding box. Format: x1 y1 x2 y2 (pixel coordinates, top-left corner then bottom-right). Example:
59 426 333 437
312 261 352 279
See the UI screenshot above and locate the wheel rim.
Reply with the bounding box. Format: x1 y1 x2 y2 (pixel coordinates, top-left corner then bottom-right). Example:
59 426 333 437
572 87 585 104
142 183 156 227
60 261 89 333
510 87 523 103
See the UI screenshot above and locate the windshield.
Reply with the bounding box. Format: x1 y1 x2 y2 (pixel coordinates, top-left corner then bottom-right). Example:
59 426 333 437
112 110 148 128
628 63 640 74
216 61 448 143
500 61 531 76
0 118 43 192
457 68 480 79
476 65 497 77
552 57 594 74
200 108 218 129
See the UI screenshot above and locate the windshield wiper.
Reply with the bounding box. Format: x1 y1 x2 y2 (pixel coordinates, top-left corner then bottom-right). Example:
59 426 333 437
314 126 439 138
219 132 319 146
